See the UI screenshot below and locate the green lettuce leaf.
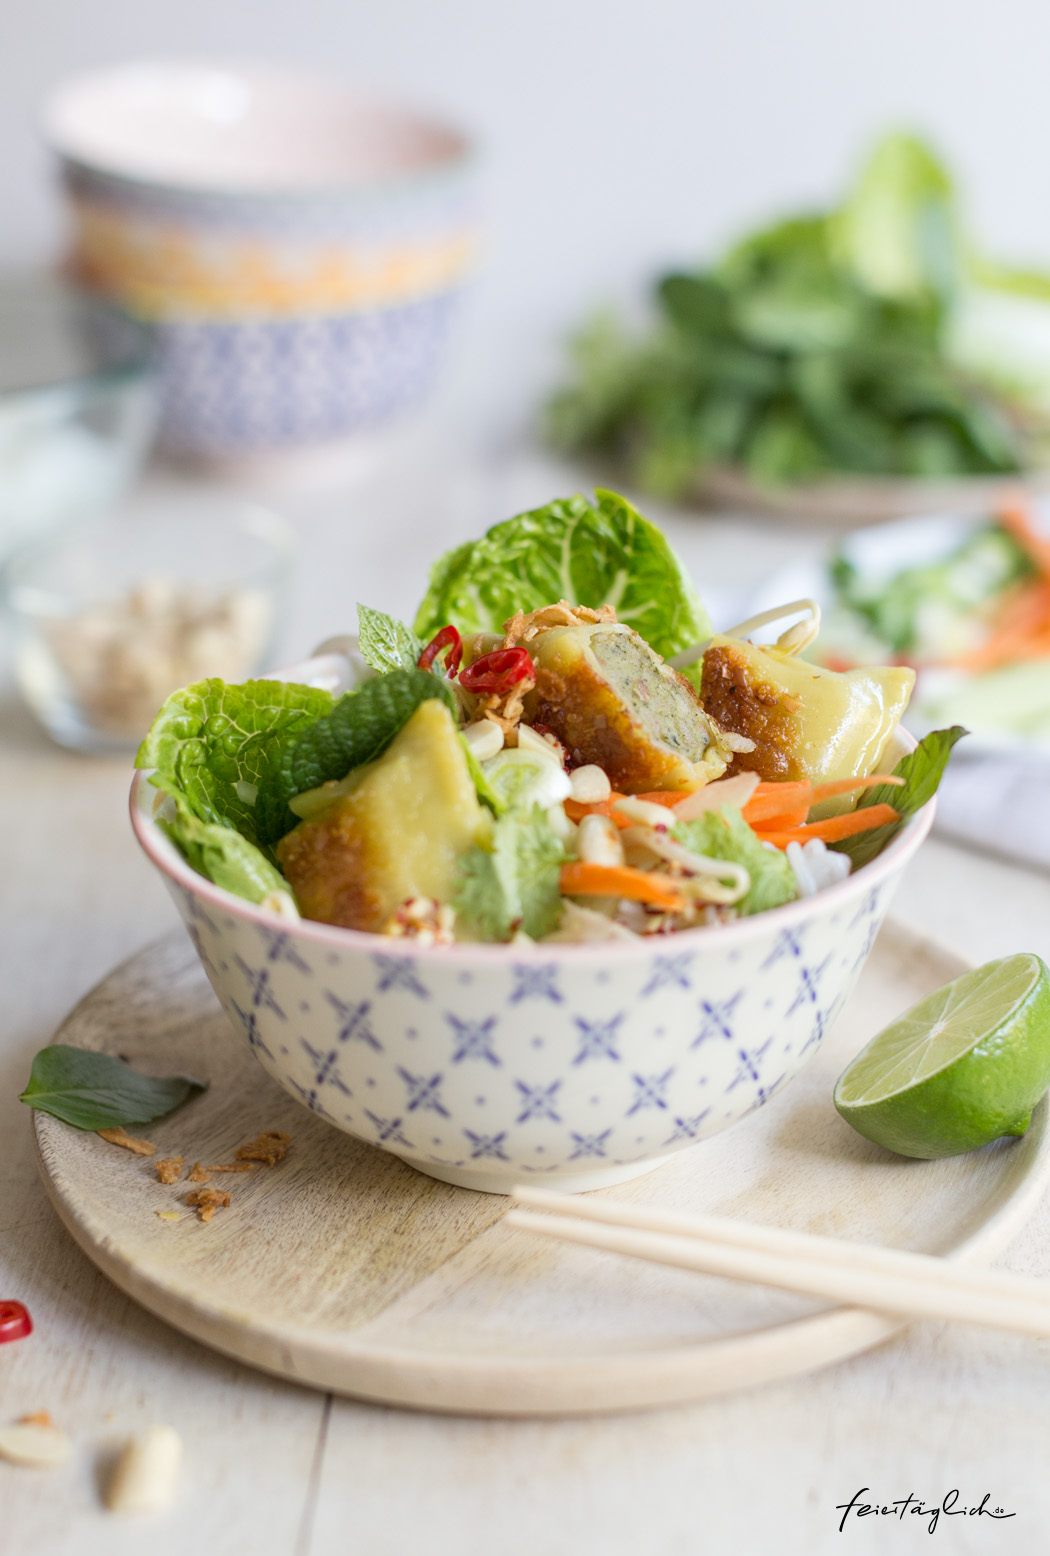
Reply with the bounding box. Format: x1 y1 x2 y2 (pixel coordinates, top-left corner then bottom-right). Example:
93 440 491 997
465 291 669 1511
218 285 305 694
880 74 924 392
672 807 796 917
278 669 457 802
137 679 335 847
20 1045 206 1131
159 791 288 903
413 489 711 666
453 807 566 942
357 603 423 674
832 726 967 868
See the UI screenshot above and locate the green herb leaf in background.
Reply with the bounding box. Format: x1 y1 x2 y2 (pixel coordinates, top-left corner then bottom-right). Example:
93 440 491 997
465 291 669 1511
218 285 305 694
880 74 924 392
137 678 335 847
453 807 566 942
20 1045 206 1131
832 725 968 868
356 604 423 675
158 790 289 903
413 489 711 667
279 669 457 803
672 807 797 916
547 131 1050 497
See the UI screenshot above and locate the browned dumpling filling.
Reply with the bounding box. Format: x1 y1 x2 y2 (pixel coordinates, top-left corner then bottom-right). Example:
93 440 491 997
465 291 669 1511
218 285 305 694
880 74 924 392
526 623 731 792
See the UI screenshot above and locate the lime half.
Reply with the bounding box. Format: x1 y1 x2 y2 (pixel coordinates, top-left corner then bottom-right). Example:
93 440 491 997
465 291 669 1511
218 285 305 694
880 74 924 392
834 954 1050 1159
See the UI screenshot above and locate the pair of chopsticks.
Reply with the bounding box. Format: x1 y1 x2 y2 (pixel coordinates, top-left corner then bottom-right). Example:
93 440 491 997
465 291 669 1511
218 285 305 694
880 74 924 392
506 1187 1050 1337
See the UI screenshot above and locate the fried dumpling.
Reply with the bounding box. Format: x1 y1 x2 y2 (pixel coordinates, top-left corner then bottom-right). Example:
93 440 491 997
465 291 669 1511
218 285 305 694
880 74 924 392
526 623 731 792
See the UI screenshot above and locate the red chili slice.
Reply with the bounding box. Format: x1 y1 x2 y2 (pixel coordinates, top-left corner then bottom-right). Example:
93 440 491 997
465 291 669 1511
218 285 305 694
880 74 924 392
0 1300 32 1344
417 625 462 676
459 646 535 696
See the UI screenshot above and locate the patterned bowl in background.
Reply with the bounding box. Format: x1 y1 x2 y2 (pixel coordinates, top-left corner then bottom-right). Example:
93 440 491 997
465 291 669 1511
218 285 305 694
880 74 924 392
43 62 479 462
130 692 935 1194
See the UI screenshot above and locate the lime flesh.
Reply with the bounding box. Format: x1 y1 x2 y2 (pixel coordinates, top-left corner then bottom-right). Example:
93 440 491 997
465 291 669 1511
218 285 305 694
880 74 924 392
834 954 1050 1159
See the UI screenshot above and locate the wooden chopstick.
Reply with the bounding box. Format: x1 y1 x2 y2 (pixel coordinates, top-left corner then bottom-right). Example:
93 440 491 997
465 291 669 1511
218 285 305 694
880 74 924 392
506 1187 1050 1338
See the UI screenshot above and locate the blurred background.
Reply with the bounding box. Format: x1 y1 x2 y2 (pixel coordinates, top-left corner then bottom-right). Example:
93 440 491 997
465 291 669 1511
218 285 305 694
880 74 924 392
1 0 1049 866
4 0 1050 453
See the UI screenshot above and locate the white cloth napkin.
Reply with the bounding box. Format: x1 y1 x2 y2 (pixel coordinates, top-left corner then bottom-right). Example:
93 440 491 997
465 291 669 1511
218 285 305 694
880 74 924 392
933 753 1050 872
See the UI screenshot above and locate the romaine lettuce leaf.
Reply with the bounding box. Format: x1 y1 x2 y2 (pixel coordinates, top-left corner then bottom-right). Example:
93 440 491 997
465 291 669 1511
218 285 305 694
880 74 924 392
831 725 967 867
158 790 288 903
672 807 796 916
413 489 711 666
453 807 566 941
137 679 335 847
357 604 423 674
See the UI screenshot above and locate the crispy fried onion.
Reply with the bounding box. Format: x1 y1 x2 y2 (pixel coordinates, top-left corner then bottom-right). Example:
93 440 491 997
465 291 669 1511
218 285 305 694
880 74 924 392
501 599 617 648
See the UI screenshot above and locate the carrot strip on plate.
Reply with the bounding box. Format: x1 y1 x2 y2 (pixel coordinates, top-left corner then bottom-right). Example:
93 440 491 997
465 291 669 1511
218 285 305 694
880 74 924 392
559 862 685 911
757 803 900 850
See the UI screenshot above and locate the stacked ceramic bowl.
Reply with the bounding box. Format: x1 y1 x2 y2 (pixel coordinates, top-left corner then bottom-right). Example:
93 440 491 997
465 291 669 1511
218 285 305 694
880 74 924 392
43 63 479 462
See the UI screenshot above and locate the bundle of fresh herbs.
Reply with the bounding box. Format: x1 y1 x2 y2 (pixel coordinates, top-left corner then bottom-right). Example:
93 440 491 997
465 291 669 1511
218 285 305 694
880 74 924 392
547 134 1050 496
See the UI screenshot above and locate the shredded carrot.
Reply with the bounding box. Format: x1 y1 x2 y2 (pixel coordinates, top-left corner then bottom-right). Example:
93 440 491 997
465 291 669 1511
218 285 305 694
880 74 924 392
743 773 904 826
950 578 1050 671
757 803 900 850
564 791 684 829
559 861 685 911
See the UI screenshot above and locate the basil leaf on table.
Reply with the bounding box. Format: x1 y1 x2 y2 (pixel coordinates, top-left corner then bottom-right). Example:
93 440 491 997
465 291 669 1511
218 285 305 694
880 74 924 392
279 669 457 801
413 488 711 667
20 1046 206 1131
831 725 968 868
137 678 335 847
356 604 423 674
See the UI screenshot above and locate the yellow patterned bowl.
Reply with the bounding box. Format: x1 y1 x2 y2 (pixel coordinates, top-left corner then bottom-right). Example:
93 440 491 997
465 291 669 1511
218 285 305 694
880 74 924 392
43 62 480 461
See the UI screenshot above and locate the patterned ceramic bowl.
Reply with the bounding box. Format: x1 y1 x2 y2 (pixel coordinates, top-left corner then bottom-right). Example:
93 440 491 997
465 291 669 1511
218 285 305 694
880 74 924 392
130 700 935 1194
43 62 479 461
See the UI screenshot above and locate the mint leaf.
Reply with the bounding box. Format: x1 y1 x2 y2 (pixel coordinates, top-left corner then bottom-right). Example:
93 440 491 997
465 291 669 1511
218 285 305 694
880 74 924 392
453 807 566 941
137 678 334 847
357 604 423 675
278 669 457 800
413 490 711 666
20 1045 206 1131
672 807 796 916
159 790 288 903
832 726 967 868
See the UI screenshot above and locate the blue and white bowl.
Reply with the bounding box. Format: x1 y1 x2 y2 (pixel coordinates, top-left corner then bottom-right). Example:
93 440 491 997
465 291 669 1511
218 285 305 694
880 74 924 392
131 722 934 1194
44 62 479 461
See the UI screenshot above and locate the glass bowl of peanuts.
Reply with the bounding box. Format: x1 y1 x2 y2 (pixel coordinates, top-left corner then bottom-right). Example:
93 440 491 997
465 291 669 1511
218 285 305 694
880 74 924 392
3 492 296 752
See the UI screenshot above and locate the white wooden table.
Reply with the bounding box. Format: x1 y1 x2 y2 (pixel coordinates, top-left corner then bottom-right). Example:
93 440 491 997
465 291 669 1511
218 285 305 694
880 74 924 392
3 441 1050 1555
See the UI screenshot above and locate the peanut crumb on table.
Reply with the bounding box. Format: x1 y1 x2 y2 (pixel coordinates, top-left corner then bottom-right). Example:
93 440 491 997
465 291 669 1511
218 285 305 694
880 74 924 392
97 1127 155 1156
155 1210 182 1223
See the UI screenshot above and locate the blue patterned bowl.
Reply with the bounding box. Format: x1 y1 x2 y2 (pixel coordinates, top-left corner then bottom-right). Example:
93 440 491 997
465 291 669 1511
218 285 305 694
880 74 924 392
44 63 479 460
130 732 935 1193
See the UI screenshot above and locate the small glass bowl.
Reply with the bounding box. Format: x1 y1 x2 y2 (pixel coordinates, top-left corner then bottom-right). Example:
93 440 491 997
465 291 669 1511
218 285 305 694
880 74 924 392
3 494 296 753
0 275 157 560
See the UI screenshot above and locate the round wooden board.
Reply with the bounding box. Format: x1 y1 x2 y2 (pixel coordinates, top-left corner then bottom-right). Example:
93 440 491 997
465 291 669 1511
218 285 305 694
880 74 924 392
33 921 1050 1417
